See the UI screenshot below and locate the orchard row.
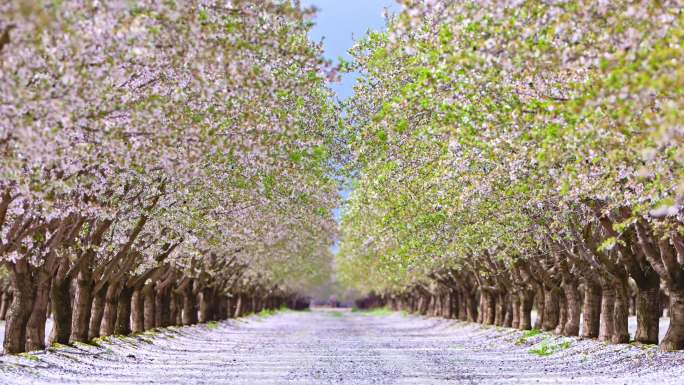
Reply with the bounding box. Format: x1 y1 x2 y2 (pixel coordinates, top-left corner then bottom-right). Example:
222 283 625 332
338 1 684 350
0 1 337 353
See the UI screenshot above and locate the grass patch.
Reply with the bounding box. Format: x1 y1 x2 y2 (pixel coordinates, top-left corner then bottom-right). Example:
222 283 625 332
515 328 541 345
630 341 658 350
206 321 220 329
528 338 572 356
73 340 100 349
257 308 277 317
91 336 110 346
136 337 154 344
352 307 393 316
328 311 344 318
18 353 40 361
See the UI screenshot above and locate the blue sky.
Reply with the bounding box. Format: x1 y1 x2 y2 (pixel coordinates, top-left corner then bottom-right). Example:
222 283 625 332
301 0 400 100
299 1 401 253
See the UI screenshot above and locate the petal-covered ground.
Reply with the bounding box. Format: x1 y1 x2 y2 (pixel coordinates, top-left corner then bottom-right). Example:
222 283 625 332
0 309 683 385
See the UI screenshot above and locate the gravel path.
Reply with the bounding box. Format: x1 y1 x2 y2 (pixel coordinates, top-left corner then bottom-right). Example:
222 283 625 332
1 309 683 384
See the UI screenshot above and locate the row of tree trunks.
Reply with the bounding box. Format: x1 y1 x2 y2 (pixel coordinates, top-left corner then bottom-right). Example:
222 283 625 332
1 261 295 353
381 271 674 349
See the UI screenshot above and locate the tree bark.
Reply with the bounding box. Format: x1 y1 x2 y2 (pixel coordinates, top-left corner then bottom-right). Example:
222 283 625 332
169 291 180 326
225 297 233 319
634 280 660 344
449 290 459 320
70 264 93 342
511 292 520 328
143 283 156 330
482 291 495 325
131 287 144 333
89 286 107 339
114 286 133 335
503 293 513 327
199 287 214 323
465 289 478 322
541 285 560 332
155 286 171 327
26 269 50 351
661 289 684 351
182 285 198 325
533 288 544 329
599 284 615 342
0 290 11 320
562 281 581 336
234 294 243 317
48 271 72 345
4 259 34 354
612 278 631 344
518 290 534 330
555 295 567 335
175 293 183 325
494 292 505 326
634 285 660 344
99 282 120 336
217 296 228 320
581 280 602 338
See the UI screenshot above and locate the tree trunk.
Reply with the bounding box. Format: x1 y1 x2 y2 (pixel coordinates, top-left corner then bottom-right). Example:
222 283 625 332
562 282 581 337
581 281 602 339
89 286 107 339
0 291 12 320
435 293 443 317
234 294 243 317
182 286 198 325
114 286 133 335
465 290 478 322
169 291 180 326
249 295 257 314
99 282 120 336
426 295 435 316
455 291 465 320
26 269 50 351
70 266 93 342
131 287 144 333
661 289 684 351
175 293 183 325
4 259 34 354
449 291 459 320
482 291 495 325
541 285 560 332
635 283 660 345
225 297 233 319
494 292 505 326
533 287 544 329
199 288 214 323
143 283 156 330
555 295 567 335
217 296 228 320
599 285 615 342
511 292 521 328
155 286 171 327
612 278 630 344
518 290 534 330
48 273 72 345
503 293 513 327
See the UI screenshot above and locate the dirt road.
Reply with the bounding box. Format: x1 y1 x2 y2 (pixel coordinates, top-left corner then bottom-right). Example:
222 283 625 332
0 309 682 384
